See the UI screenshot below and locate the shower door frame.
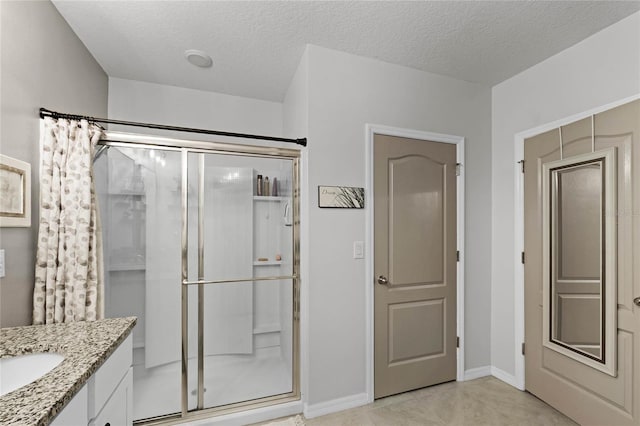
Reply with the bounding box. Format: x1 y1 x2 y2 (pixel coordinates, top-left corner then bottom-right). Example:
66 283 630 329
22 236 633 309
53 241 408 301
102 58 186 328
98 131 301 425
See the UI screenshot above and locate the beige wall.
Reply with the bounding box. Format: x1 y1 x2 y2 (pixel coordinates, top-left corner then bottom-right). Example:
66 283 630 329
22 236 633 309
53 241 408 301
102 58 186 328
0 0 108 327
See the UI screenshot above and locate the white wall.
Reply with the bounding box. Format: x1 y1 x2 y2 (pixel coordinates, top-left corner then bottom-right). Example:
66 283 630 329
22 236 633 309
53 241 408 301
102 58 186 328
491 12 640 378
0 0 108 327
282 47 310 402
108 78 283 139
303 45 492 407
283 49 309 141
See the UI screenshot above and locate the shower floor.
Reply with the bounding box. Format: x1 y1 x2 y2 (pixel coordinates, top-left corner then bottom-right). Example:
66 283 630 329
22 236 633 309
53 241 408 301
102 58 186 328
132 346 292 421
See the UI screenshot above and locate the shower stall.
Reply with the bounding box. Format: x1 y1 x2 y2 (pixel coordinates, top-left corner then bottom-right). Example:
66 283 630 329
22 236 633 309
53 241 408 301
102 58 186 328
93 132 300 423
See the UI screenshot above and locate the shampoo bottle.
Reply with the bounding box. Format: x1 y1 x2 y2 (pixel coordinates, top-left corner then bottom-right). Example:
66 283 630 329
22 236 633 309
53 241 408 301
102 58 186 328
257 174 263 196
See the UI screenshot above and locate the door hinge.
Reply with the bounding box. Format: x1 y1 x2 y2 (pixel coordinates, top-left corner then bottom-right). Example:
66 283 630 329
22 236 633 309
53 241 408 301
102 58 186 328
521 251 525 264
518 160 525 173
455 163 462 176
522 342 525 356
456 250 460 262
457 336 460 348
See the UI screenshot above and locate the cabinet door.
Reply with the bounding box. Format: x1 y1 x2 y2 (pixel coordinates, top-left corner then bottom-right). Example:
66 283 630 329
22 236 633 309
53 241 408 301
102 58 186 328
90 335 132 417
90 368 133 426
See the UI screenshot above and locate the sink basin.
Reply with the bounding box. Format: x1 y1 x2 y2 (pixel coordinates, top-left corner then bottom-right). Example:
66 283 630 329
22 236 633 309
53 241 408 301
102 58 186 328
0 352 64 396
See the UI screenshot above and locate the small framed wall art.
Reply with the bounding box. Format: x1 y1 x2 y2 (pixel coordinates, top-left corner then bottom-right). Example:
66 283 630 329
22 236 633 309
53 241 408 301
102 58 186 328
318 185 364 209
0 154 31 227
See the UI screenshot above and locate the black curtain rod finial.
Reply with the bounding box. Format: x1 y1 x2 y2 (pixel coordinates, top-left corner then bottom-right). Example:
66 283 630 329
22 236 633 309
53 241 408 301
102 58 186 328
296 138 307 147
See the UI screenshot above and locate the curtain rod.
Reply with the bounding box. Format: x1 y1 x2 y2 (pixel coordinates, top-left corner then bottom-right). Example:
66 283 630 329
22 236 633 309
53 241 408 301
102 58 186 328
39 107 307 147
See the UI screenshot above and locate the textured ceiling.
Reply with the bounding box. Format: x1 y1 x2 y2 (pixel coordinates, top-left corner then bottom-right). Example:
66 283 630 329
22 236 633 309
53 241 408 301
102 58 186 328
52 1 640 102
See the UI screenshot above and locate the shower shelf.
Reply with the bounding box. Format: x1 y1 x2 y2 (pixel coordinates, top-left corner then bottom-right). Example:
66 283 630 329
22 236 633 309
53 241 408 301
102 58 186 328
253 324 281 334
107 192 145 196
253 261 282 266
252 196 288 202
109 263 145 271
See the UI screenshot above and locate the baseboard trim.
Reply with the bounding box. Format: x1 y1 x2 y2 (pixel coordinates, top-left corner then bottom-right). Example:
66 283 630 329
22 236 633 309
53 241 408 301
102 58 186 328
491 366 518 388
301 367 518 421
463 366 492 381
303 393 369 419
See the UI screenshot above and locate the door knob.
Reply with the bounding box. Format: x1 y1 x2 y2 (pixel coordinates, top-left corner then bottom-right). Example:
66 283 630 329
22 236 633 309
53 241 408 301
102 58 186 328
634 297 640 306
377 275 389 285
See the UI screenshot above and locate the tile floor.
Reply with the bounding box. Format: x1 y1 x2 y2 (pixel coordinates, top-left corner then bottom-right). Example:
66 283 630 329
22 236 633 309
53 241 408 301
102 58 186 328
276 377 577 425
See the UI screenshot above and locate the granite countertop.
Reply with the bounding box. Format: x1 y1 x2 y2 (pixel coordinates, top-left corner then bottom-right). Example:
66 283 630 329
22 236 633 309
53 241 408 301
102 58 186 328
0 316 136 426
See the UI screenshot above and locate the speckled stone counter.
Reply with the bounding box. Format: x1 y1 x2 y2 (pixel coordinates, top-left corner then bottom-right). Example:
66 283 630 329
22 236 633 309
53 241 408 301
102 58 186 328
0 316 136 426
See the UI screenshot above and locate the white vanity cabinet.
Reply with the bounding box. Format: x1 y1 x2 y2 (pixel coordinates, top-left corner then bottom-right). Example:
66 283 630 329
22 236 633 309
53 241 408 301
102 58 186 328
50 385 88 426
89 367 133 426
51 335 133 426
88 334 133 426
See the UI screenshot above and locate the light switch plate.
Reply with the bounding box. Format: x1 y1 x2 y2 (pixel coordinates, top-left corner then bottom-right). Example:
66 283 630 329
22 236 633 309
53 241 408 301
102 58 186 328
0 249 5 278
353 241 364 259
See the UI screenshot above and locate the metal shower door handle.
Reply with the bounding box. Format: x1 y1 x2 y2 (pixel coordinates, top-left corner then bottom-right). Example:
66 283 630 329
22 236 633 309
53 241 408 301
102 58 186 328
377 275 389 285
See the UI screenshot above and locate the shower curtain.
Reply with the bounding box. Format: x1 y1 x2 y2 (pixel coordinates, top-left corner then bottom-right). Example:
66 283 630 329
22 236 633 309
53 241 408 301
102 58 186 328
33 117 105 324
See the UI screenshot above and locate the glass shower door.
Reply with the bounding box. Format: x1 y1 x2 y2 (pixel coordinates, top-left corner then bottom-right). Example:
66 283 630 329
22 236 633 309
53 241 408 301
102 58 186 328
95 140 300 422
184 151 298 412
95 146 184 421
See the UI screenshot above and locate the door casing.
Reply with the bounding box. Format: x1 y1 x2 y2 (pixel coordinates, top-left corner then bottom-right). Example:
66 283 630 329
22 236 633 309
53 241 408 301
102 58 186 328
512 93 640 390
365 124 465 402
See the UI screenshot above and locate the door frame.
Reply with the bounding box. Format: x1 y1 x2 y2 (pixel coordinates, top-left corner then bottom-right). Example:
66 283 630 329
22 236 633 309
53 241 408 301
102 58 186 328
364 124 466 402
512 93 640 392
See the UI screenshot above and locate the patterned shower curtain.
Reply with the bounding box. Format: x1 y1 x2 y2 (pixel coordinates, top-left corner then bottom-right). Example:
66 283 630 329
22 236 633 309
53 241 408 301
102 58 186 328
33 117 105 324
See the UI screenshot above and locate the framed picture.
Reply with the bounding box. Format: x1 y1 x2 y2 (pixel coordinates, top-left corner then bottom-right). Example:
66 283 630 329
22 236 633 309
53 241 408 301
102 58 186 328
318 185 364 209
0 154 31 227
